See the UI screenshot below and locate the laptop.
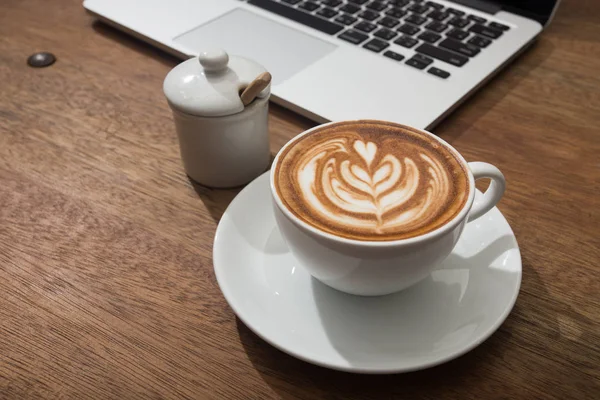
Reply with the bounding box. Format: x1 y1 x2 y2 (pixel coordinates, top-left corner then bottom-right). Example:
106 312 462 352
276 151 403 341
84 0 560 130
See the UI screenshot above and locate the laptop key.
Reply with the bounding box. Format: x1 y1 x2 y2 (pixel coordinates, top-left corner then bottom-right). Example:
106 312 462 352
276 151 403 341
489 21 510 31
428 67 450 78
467 15 487 24
469 24 503 39
338 29 370 44
348 0 369 4
425 1 443 10
366 1 387 11
363 38 390 52
317 7 338 18
386 8 407 19
299 1 320 11
447 8 465 16
320 0 342 6
374 28 397 40
428 10 450 21
339 3 361 14
383 50 405 61
378 16 400 28
468 35 492 48
389 0 409 6
404 14 427 25
398 23 420 35
394 35 418 48
425 21 447 33
248 0 344 34
415 43 469 66
334 14 358 25
417 31 441 43
354 21 377 32
439 38 480 57
446 28 469 40
408 4 430 14
448 17 469 28
358 10 380 21
412 53 433 65
405 58 428 70
282 0 302 4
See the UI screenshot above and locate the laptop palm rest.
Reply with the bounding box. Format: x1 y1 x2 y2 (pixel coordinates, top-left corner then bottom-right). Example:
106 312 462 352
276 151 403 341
174 8 336 85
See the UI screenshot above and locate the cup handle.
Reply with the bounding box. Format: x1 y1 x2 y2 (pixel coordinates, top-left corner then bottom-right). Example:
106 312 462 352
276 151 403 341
467 162 506 222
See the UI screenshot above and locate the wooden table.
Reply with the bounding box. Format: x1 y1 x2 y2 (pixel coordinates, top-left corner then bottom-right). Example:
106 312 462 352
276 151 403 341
1 0 598 398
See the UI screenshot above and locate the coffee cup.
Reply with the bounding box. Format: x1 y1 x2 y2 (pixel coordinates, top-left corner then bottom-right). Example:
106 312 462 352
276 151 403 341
270 120 505 296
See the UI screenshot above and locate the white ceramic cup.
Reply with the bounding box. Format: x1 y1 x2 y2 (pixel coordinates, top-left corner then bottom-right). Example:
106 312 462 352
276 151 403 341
270 121 506 296
164 49 271 188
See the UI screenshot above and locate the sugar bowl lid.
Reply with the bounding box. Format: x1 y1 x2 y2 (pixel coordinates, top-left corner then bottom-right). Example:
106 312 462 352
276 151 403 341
163 49 270 117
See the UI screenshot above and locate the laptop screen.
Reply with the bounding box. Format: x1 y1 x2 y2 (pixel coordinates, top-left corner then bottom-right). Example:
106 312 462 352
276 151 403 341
497 0 558 25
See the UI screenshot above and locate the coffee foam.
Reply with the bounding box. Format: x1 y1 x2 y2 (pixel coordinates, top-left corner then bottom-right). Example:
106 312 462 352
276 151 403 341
275 121 470 241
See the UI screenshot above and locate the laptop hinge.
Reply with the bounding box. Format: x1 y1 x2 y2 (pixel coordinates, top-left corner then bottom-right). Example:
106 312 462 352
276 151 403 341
448 0 501 15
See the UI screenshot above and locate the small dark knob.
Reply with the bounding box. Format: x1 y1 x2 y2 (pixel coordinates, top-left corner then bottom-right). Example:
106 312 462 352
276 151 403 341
27 52 56 68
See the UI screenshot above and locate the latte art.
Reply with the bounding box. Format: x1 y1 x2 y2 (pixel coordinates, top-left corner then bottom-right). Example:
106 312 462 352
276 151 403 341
298 138 451 233
275 121 469 241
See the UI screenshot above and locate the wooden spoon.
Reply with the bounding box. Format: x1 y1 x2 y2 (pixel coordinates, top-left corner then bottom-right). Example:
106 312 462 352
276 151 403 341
240 72 272 106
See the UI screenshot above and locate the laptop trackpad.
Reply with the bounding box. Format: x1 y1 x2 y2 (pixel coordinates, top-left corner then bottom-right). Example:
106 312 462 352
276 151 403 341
173 8 336 85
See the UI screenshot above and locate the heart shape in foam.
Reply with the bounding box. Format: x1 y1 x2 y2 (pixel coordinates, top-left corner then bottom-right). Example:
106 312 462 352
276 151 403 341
353 140 377 167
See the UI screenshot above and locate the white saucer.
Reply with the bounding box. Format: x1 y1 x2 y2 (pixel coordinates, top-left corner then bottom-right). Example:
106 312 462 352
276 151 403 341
213 172 521 374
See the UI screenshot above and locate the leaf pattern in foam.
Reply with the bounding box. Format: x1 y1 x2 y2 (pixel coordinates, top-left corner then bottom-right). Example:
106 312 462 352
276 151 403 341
377 156 420 214
295 137 451 233
319 141 422 222
324 160 376 214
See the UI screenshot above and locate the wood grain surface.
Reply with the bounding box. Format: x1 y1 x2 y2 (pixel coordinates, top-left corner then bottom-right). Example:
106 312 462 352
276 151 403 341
1 0 598 399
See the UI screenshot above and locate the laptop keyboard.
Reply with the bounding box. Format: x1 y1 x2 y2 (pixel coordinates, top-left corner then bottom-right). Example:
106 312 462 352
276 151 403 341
246 0 510 79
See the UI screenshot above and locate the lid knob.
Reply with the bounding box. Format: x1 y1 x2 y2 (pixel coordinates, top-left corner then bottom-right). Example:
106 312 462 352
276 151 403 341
198 49 229 73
